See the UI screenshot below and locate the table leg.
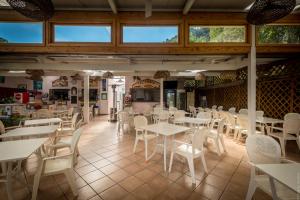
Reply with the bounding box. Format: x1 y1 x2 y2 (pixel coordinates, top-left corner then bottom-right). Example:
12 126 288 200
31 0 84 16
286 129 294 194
269 176 279 200
163 136 167 171
6 162 14 200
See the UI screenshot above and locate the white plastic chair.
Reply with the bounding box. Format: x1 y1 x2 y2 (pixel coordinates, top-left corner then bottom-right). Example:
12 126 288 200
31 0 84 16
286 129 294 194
217 106 223 111
267 113 300 157
245 135 297 200
133 116 157 160
169 128 208 184
157 110 169 123
35 109 52 119
256 110 264 133
31 128 83 200
59 113 79 133
198 107 204 112
228 107 236 114
206 119 227 156
50 119 83 157
224 112 238 137
239 108 248 115
0 120 21 135
189 106 197 117
117 111 130 135
173 110 186 125
236 114 262 142
196 112 211 127
212 105 217 110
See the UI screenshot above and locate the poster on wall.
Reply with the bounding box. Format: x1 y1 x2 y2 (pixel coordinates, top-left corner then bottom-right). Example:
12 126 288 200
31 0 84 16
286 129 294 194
101 79 107 91
101 93 107 100
33 80 43 90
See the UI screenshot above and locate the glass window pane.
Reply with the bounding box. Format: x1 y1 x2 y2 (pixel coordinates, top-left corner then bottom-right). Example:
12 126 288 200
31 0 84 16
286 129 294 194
122 26 178 43
54 25 111 43
0 22 43 44
258 25 300 44
189 26 246 43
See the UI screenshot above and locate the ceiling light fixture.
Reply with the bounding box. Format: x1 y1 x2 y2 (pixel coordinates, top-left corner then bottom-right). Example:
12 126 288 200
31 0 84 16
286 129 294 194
8 70 26 73
244 2 254 10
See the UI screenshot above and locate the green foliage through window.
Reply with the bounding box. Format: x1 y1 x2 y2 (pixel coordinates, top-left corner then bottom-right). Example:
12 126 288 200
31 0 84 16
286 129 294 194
258 25 300 44
189 26 246 43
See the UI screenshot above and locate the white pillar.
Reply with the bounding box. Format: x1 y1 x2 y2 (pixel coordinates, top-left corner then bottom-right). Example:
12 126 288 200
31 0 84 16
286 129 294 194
83 75 90 124
160 78 163 108
248 25 256 134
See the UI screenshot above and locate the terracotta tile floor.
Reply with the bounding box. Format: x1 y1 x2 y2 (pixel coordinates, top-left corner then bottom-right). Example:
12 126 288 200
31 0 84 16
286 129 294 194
1 115 299 200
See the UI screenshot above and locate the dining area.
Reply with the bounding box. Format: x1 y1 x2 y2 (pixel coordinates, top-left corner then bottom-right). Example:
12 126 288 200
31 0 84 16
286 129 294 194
0 107 83 200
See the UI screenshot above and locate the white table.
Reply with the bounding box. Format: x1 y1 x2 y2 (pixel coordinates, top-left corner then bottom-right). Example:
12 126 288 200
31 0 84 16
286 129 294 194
141 122 190 171
24 118 62 126
256 117 284 125
0 138 48 200
256 163 300 199
174 117 211 127
0 125 58 139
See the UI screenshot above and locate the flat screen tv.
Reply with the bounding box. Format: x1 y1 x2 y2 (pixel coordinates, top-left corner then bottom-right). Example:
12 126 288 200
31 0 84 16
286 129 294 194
131 88 160 102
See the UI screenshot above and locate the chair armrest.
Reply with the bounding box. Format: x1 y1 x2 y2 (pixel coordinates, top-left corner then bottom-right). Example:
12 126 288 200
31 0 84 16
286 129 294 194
43 153 73 161
5 125 20 130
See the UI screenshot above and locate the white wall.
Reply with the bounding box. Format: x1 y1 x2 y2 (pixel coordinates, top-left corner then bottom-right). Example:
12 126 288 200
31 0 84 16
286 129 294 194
0 76 33 89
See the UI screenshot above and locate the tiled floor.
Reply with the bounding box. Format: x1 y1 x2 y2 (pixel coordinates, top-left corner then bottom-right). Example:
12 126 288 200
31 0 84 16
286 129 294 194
1 116 299 200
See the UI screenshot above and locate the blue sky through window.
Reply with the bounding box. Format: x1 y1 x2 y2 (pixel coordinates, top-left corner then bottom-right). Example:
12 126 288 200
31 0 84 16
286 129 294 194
0 22 43 43
54 25 111 42
123 26 178 43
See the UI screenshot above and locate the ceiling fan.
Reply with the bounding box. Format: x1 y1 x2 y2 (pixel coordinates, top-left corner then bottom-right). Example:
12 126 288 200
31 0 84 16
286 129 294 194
25 69 44 81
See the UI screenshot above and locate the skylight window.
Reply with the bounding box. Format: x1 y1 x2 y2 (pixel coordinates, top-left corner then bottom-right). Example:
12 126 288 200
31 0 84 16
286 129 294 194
122 25 179 43
0 22 43 44
54 25 112 43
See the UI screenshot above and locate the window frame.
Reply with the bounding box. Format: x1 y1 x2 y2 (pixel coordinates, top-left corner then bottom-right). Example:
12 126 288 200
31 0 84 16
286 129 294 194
50 22 114 46
0 21 45 46
186 24 248 46
119 23 182 47
256 23 300 46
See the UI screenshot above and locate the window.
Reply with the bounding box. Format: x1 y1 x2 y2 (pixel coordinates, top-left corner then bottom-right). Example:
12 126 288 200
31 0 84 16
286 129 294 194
258 25 300 44
189 25 246 43
122 25 178 43
54 25 111 43
0 22 43 44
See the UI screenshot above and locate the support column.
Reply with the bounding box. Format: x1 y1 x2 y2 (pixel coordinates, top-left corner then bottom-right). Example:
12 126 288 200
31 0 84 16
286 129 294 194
248 25 256 134
160 78 163 108
84 75 90 124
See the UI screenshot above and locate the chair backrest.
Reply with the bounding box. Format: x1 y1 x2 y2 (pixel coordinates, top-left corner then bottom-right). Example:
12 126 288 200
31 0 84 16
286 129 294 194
36 109 51 119
70 127 83 153
226 112 236 126
228 107 236 113
212 110 219 119
217 106 223 111
0 120 5 135
212 105 217 110
198 107 204 112
71 113 79 128
239 109 248 115
237 114 249 130
153 106 162 114
169 106 177 112
174 110 186 119
68 107 74 116
75 118 83 129
283 113 300 136
118 111 129 123
134 115 148 129
246 135 281 164
216 118 225 134
158 110 169 121
189 106 195 112
204 108 210 112
256 110 264 118
192 128 207 152
197 111 211 119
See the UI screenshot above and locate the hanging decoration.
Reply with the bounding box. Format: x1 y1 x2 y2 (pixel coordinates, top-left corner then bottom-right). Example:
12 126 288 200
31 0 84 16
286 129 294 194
7 0 55 21
71 73 82 81
195 72 206 81
133 76 141 81
25 69 44 81
153 70 170 79
247 0 296 25
102 71 114 79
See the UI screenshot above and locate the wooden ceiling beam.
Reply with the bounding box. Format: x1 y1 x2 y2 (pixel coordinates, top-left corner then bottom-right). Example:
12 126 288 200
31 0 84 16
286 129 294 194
107 0 118 14
183 0 196 15
145 0 152 18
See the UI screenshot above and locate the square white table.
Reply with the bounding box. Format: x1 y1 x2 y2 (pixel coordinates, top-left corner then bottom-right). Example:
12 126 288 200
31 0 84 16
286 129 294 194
141 122 190 171
24 118 62 126
256 163 300 199
0 125 58 139
0 138 48 200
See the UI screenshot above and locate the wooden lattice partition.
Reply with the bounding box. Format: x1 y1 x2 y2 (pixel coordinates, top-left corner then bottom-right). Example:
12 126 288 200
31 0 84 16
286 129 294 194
196 59 300 119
